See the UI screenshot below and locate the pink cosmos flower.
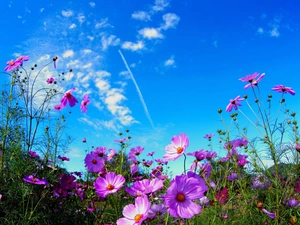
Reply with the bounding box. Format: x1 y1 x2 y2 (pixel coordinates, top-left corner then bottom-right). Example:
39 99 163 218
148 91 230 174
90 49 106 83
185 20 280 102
60 88 78 108
23 175 48 185
204 133 214 140
148 204 167 219
114 138 127 143
4 59 22 71
164 173 207 219
163 133 189 161
226 95 244 112
16 56 29 63
29 151 39 158
126 178 164 197
272 85 296 96
239 72 265 89
107 149 117 161
128 146 144 162
84 153 105 173
47 77 55 84
54 104 64 111
80 94 90 113
94 172 125 198
216 187 228 205
117 196 150 225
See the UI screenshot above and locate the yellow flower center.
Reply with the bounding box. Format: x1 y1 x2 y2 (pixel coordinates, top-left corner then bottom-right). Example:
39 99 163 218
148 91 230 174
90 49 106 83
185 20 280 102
106 183 114 190
134 214 143 222
9 61 15 66
177 147 183 154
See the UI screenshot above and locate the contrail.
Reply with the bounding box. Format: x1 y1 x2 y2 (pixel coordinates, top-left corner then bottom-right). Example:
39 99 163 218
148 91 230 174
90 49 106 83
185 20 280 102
118 50 155 129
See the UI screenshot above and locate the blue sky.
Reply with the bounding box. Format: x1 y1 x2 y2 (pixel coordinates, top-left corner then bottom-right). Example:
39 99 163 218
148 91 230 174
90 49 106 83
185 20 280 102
1 0 300 175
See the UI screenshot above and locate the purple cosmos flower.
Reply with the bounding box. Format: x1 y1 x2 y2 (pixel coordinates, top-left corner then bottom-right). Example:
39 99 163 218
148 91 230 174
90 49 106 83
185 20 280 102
126 178 164 197
226 95 244 112
164 174 207 219
128 146 144 161
4 59 22 71
200 162 212 179
84 153 105 173
237 154 249 167
163 133 189 161
29 151 39 158
296 144 300 152
92 146 107 158
58 155 70 161
204 133 214 140
23 175 48 185
117 196 150 225
114 138 127 143
60 88 78 108
262 208 275 219
233 138 248 148
286 198 300 207
239 72 265 89
60 174 76 189
130 161 139 175
142 160 153 167
272 85 296 96
252 174 271 189
227 172 243 181
187 149 207 161
206 151 217 160
148 204 167 219
147 151 155 156
46 77 55 84
94 172 125 198
80 94 90 113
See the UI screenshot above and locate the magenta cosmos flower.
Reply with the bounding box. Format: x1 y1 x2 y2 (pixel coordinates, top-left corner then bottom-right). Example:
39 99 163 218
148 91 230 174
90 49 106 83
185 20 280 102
16 55 29 63
164 173 207 219
84 153 105 173
272 85 296 96
94 172 125 198
117 196 150 225
239 72 265 89
60 88 78 108
47 77 55 84
4 59 22 71
226 95 244 112
80 94 90 113
163 133 189 161
23 175 48 185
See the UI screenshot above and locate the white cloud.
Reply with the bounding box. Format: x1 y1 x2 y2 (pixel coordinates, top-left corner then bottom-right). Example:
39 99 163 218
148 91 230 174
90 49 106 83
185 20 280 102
87 36 94 41
37 54 50 62
78 14 85 24
95 18 112 28
139 28 163 39
89 2 96 7
122 41 145 51
82 49 92 54
161 13 180 30
152 0 170 12
101 34 120 50
62 50 74 58
257 27 264 34
269 27 280 37
132 11 151 21
69 23 76 29
213 40 218 48
164 55 175 67
62 10 73 17
40 8 44 13
95 78 111 93
17 15 22 19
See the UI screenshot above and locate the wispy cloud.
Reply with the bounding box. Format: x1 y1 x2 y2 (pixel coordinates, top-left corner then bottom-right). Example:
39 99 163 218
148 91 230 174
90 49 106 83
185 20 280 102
69 23 76 29
161 13 180 30
152 0 170 12
132 11 151 21
119 50 155 129
62 10 73 17
95 18 112 29
63 50 75 58
139 28 164 39
101 34 120 50
89 2 96 8
164 55 175 67
122 41 145 51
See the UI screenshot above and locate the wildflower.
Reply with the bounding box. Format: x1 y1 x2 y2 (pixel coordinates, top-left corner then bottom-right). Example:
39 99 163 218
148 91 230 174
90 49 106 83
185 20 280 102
82 138 86 143
16 55 29 63
164 174 207 219
58 155 70 161
94 172 125 198
4 59 22 71
252 174 271 189
239 72 265 89
147 151 155 156
126 178 164 197
114 138 127 143
163 133 189 161
206 151 217 160
107 149 117 161
262 208 275 219
237 154 249 167
92 146 107 158
29 151 39 158
23 175 48 185
204 133 214 140
84 153 104 173
226 95 244 112
47 77 55 84
187 149 207 161
200 162 212 178
272 85 296 96
215 187 228 205
142 160 153 167
232 137 248 148
130 161 139 175
148 204 167 219
60 174 76 189
128 146 144 161
60 88 78 108
117 196 150 225
227 172 242 181
54 104 64 111
286 198 300 207
80 94 90 113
